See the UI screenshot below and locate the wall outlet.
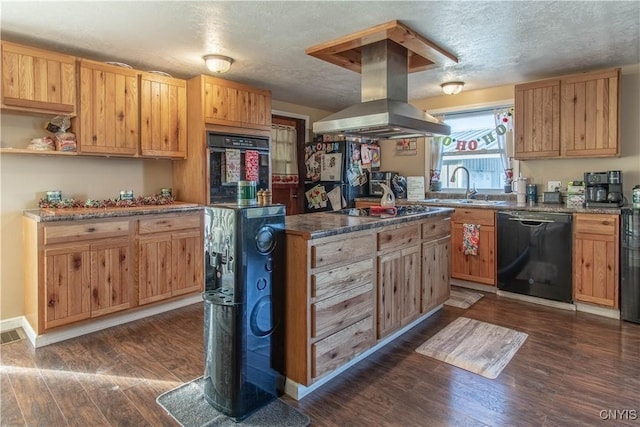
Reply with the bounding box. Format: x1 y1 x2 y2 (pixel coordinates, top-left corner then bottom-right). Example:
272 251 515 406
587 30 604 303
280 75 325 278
548 181 562 192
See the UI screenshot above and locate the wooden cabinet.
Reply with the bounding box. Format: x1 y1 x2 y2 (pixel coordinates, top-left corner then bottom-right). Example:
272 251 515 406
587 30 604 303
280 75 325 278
140 72 187 158
421 217 451 313
1 41 76 115
137 212 203 305
78 59 139 156
450 208 496 286
23 210 203 335
514 79 561 159
560 68 620 157
514 68 620 159
377 224 421 338
38 220 132 330
285 231 376 385
573 213 619 308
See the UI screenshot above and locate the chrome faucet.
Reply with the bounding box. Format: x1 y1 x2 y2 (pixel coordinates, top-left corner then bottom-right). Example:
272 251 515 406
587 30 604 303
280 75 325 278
450 166 477 199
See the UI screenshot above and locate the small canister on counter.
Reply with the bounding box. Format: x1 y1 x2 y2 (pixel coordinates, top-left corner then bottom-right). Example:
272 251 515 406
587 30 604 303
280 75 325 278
526 184 538 204
262 189 272 205
237 180 257 205
633 185 640 209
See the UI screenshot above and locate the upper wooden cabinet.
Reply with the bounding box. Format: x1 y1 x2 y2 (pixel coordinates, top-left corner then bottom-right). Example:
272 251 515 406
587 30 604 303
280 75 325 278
560 68 619 157
140 72 187 158
514 68 620 159
514 79 561 159
1 41 77 115
77 59 140 156
190 74 272 131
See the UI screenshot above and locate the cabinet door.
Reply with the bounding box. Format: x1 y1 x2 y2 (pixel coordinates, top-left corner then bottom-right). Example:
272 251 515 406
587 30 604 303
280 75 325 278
451 223 496 285
422 236 451 313
78 60 139 156
44 244 92 329
514 79 561 159
90 237 131 317
171 230 204 296
138 233 173 305
140 73 187 158
573 214 619 307
400 245 421 325
202 76 271 131
377 251 401 338
561 68 619 157
1 41 76 115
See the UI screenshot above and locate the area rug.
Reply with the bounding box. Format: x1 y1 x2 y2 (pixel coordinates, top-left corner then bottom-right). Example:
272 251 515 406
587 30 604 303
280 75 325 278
157 377 310 427
415 317 528 379
443 287 484 309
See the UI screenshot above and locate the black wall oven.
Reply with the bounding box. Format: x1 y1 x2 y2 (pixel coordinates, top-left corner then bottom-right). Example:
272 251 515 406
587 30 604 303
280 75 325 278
497 211 573 303
208 133 270 204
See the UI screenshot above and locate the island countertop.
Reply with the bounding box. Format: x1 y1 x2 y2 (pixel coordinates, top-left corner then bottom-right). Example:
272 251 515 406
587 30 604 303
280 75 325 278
285 207 454 239
23 202 203 222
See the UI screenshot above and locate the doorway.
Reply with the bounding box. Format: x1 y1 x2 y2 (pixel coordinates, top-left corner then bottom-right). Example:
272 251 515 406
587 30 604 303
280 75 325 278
271 114 306 215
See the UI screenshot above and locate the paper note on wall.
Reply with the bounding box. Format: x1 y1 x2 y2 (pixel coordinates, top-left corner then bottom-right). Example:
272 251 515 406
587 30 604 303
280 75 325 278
321 153 342 181
245 150 259 182
225 149 241 182
406 176 426 201
327 186 343 210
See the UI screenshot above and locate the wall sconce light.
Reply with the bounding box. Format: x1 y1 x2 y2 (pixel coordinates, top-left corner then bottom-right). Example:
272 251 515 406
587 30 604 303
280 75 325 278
203 54 234 74
441 81 465 95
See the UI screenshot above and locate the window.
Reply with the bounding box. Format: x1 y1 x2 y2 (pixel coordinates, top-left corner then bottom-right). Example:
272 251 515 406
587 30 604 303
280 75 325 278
433 107 513 191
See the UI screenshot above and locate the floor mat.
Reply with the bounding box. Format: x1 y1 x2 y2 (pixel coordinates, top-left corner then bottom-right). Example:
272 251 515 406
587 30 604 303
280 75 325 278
444 288 484 309
415 317 528 379
157 377 310 427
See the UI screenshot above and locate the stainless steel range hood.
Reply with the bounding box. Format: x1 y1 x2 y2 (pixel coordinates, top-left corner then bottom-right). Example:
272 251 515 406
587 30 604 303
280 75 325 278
313 39 451 139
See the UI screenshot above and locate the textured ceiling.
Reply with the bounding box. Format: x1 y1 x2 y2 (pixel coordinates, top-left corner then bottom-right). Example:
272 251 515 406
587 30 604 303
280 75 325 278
1 1 639 112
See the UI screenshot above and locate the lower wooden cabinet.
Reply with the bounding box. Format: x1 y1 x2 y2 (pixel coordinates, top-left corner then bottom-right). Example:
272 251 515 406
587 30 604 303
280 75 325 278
137 214 203 305
573 213 619 308
23 210 203 335
450 208 496 285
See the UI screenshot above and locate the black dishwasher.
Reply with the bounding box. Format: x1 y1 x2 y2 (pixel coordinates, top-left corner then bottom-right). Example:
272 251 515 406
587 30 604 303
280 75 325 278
497 211 573 303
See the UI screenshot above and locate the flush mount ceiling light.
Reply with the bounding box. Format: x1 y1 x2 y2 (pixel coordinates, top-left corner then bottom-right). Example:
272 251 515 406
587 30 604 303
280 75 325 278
203 54 234 73
441 81 465 95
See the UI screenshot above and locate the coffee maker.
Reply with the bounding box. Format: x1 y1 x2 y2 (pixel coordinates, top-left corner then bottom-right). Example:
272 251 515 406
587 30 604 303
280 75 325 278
584 171 623 207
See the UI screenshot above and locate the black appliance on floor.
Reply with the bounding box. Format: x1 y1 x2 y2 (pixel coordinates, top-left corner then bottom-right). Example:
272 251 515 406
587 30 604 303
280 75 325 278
621 208 640 323
497 211 573 303
203 204 285 420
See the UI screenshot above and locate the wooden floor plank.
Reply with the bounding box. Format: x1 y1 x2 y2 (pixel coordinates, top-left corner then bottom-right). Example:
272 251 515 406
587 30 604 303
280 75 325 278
1 295 639 426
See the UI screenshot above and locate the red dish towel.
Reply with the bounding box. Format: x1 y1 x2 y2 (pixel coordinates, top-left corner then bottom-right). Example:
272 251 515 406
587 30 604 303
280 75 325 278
245 150 260 182
462 224 481 256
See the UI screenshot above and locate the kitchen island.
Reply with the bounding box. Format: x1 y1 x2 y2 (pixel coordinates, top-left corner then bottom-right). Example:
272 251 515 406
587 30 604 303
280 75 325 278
283 207 453 399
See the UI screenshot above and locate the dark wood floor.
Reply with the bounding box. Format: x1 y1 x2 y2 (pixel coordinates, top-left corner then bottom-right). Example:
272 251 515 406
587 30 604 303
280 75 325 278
2 292 639 426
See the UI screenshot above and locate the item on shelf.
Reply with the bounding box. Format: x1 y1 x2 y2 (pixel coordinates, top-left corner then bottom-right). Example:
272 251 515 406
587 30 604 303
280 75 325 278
46 191 62 203
27 137 55 151
119 190 134 201
566 180 585 207
161 188 172 197
38 193 176 209
55 132 77 151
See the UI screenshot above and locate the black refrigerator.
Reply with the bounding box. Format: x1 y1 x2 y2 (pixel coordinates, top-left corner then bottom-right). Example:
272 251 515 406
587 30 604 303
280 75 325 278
621 208 640 323
303 136 379 213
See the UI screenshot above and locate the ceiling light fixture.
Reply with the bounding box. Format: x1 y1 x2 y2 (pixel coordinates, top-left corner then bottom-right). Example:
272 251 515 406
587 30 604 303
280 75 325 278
441 81 465 95
203 54 234 74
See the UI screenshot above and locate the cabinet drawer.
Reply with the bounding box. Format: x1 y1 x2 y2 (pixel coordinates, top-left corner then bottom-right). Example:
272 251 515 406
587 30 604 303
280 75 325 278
312 258 373 300
44 221 129 245
451 208 495 226
312 315 374 379
138 214 201 234
422 217 450 240
311 234 373 268
574 214 618 235
377 224 420 251
311 283 373 338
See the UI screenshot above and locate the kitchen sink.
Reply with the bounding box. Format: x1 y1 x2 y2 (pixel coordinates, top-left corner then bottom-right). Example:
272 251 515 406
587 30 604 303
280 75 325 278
420 198 505 206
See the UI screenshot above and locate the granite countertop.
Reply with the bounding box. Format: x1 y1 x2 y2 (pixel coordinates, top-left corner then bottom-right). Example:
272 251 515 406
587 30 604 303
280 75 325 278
24 202 203 222
357 197 624 215
285 207 454 240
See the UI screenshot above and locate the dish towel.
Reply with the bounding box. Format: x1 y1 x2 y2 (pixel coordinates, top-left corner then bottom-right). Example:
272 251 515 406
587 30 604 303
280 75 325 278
245 150 260 182
462 223 481 255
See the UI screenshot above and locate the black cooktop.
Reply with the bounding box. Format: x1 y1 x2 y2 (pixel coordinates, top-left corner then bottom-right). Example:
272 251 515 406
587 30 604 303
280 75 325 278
332 205 434 217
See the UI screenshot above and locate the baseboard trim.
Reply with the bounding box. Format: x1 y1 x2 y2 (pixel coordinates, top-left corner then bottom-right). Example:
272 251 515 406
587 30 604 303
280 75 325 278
0 316 24 333
22 294 202 348
574 302 621 319
496 290 576 311
285 304 443 401
450 278 497 294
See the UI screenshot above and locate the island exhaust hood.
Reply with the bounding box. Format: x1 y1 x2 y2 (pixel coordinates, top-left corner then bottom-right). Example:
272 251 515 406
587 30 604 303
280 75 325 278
307 21 458 140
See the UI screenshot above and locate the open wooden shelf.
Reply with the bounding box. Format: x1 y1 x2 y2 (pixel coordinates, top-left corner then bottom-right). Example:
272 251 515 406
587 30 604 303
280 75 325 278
0 148 78 156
